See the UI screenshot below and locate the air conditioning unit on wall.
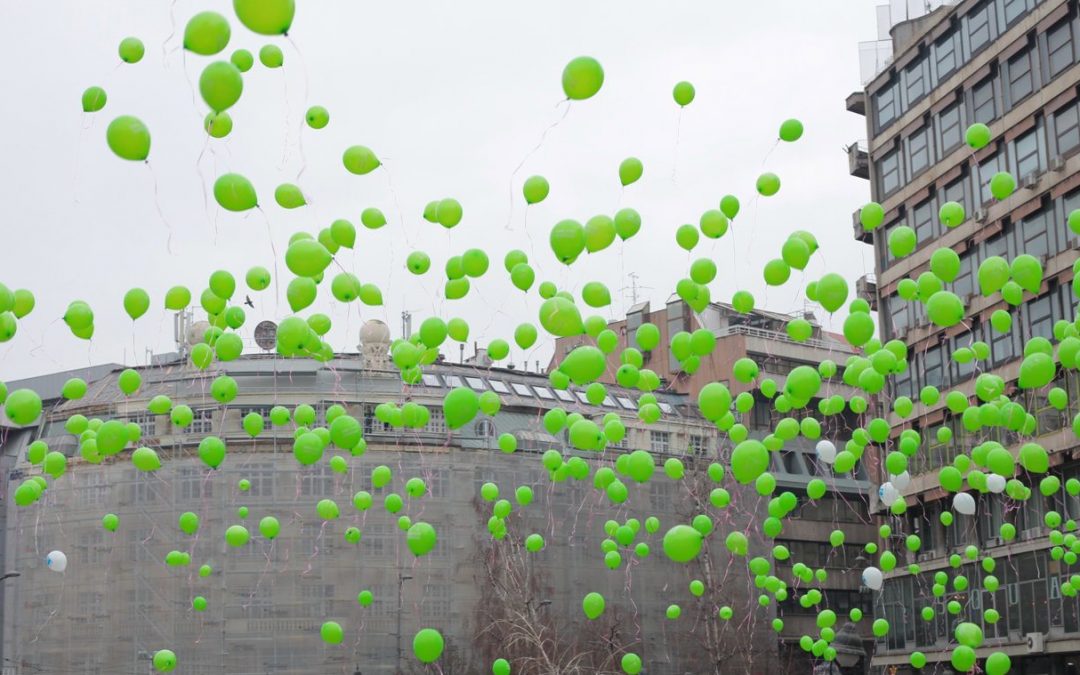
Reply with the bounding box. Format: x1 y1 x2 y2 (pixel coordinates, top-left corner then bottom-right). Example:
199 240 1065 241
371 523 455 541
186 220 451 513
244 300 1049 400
1022 172 1040 190
1027 632 1045 653
1050 155 1066 172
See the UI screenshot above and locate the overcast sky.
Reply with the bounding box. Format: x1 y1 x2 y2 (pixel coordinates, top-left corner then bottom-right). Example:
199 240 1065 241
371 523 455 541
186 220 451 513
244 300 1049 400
0 0 880 382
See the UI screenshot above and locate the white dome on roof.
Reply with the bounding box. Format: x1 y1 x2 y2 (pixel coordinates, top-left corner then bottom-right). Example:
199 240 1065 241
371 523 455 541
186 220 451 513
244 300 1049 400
360 320 390 345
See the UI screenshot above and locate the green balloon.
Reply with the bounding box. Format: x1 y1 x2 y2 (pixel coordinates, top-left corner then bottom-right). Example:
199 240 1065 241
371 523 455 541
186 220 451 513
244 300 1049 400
152 649 177 672
926 291 965 327
343 145 381 175
214 173 257 211
779 118 804 142
966 122 992 149
231 48 254 71
673 81 696 106
305 105 329 129
406 521 437 556
233 0 295 35
940 200 965 227
662 525 703 563
102 513 119 532
860 202 884 230
888 225 917 257
756 172 780 196
184 11 231 55
435 198 463 228
619 157 644 186
106 115 151 161
816 274 849 313
930 247 960 282
321 621 343 644
539 297 583 337
676 224 699 251
413 627 445 663
443 388 479 430
82 86 107 113
523 175 549 204
199 61 243 112
562 56 604 100
259 44 284 67
4 389 41 426
731 440 769 483
205 112 233 141
274 183 306 209
550 219 585 264
989 171 1016 200
225 524 249 547
123 288 150 320
985 652 1011 675
614 208 641 240
118 37 145 63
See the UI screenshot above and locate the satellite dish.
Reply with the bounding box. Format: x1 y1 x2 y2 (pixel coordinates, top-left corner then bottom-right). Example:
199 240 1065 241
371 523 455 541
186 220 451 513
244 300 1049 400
254 321 277 351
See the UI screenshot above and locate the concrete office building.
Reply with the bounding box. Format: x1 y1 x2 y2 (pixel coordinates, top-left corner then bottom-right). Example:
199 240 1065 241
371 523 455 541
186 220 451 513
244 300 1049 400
0 319 786 675
553 299 877 674
850 0 1080 672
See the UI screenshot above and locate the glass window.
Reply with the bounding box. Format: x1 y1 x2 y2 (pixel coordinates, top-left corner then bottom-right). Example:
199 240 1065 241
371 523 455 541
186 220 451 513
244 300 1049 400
1028 294 1055 341
574 391 590 404
912 199 935 244
1002 0 1029 27
944 173 969 215
658 402 674 414
967 2 993 55
444 375 464 388
907 125 932 176
888 295 911 338
510 383 533 397
935 31 959 79
978 150 1004 205
1054 102 1080 156
489 380 510 394
953 251 975 299
972 76 997 123
650 431 670 453
420 373 441 387
1006 47 1035 108
1021 209 1050 259
1013 128 1043 178
938 102 963 153
878 149 902 197
465 376 486 391
617 396 637 410
923 345 945 390
1048 19 1075 78
905 58 928 106
533 386 555 400
554 389 575 402
991 313 1019 365
876 81 899 130
602 396 617 407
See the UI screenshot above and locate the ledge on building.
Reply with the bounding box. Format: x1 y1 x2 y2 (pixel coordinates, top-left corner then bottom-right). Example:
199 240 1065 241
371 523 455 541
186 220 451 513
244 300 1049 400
846 91 866 116
846 141 869 179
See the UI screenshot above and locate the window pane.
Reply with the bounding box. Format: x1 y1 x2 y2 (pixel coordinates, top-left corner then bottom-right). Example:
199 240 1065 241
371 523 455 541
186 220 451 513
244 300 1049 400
1007 49 1034 107
905 58 927 105
912 199 935 244
935 32 958 79
875 81 899 130
939 103 962 153
1048 20 1075 77
1014 129 1042 177
968 2 993 54
878 150 901 196
972 77 996 123
908 125 932 175
1022 210 1049 259
1055 103 1080 156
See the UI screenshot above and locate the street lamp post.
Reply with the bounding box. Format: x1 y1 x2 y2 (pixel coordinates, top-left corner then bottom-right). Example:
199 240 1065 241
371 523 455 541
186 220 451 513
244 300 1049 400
395 573 413 674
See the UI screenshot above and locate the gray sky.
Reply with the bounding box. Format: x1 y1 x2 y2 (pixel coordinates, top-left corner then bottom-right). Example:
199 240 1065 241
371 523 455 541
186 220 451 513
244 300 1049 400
0 0 879 381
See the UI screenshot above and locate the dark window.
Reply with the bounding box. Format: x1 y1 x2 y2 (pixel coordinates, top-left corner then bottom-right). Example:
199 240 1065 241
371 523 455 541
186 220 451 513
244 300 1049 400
1048 19 1075 78
1054 102 1080 155
972 76 997 123
923 344 945 389
978 150 1004 205
912 198 935 244
1006 47 1035 108
1013 127 1043 178
938 102 963 153
967 2 994 55
984 230 1010 260
936 31 959 79
1021 208 1050 259
954 251 975 299
953 333 977 383
944 173 969 215
876 81 899 130
1002 0 1030 27
878 149 902 197
991 312 1019 365
1028 293 1055 341
908 125 932 176
905 58 929 106
887 294 911 338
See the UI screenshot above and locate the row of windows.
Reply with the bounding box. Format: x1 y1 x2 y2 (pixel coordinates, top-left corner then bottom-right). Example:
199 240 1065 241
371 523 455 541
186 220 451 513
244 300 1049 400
420 372 659 413
881 186 1080 339
890 282 1074 400
874 10 1080 201
873 0 1047 133
876 549 1080 651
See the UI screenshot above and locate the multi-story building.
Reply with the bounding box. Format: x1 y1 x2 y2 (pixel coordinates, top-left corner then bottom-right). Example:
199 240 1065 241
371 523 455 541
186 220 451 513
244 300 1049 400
851 0 1080 672
553 299 876 674
0 319 783 675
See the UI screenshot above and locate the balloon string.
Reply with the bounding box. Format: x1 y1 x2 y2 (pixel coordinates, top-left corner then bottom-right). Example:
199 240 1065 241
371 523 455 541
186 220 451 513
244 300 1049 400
505 99 572 230
146 161 175 255
286 35 311 183
671 108 684 181
255 206 281 316
162 0 179 65
194 134 216 243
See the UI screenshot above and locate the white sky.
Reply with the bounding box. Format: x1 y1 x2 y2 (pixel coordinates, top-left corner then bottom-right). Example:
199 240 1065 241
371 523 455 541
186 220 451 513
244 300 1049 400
0 0 880 381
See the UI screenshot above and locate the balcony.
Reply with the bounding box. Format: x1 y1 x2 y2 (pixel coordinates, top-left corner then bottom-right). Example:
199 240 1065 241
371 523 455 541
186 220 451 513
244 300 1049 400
845 91 866 116
856 274 878 311
846 141 869 179
852 209 874 244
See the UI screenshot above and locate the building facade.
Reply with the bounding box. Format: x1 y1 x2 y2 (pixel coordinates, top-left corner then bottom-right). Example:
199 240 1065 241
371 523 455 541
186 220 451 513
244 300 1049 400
0 321 787 675
553 300 877 674
852 0 1080 673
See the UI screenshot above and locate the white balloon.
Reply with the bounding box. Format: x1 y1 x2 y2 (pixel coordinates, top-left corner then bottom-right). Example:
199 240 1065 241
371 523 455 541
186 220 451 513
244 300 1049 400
878 482 899 507
816 440 837 465
46 550 67 573
891 471 911 491
862 566 883 591
986 474 1006 494
953 492 976 516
